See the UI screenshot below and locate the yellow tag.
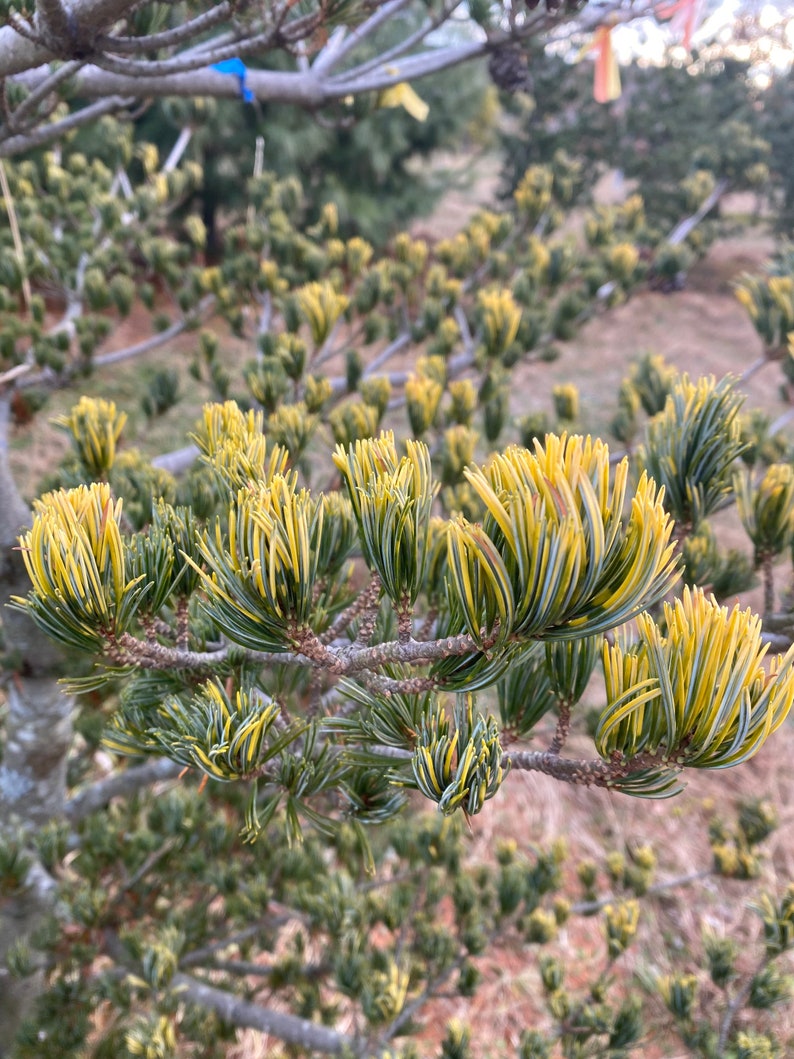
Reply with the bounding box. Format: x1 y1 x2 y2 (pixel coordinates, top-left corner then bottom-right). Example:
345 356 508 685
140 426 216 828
378 82 430 122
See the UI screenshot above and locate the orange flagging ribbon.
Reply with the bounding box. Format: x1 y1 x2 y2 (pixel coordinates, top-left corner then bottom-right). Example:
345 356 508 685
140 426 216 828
591 26 621 103
655 0 706 50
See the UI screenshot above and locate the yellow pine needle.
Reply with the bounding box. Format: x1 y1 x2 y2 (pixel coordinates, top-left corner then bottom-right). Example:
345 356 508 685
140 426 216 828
442 732 459 781
419 746 442 795
20 483 133 629
600 588 794 767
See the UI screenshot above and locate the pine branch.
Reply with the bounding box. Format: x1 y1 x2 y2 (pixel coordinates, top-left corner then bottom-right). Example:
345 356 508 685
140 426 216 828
360 669 438 695
170 972 357 1055
344 629 494 672
717 951 771 1054
569 868 711 917
93 26 285 78
106 626 493 677
504 748 677 789
96 3 234 54
65 759 183 823
109 634 234 671
0 95 135 158
314 0 413 74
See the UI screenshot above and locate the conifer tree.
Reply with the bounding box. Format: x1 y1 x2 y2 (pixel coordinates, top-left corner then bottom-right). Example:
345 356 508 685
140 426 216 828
0 0 638 157
1 4 794 1055
1 124 793 1053
759 69 794 236
134 14 493 249
499 48 771 232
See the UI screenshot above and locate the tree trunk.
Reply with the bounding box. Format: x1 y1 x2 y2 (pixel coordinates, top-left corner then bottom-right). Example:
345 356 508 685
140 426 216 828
0 395 74 1052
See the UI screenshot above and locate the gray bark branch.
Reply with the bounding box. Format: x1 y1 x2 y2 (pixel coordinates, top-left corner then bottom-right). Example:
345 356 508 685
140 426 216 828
65 758 183 824
666 178 729 245
0 95 135 156
0 0 656 158
170 972 357 1054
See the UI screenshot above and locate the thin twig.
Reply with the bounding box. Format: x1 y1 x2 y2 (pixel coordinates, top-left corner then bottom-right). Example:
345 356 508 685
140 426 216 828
91 10 323 80
717 951 770 1054
321 572 382 644
0 363 32 388
2 59 84 134
170 971 356 1054
96 3 232 53
0 95 136 158
569 868 711 917
329 0 465 84
162 125 193 173
189 956 327 978
374 947 470 1052
740 355 771 383
316 0 412 75
361 332 411 377
93 297 215 366
119 837 179 894
179 915 302 967
548 701 571 756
